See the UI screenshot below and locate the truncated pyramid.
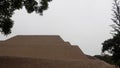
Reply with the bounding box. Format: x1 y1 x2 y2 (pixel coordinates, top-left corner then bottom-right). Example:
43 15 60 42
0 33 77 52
0 35 115 68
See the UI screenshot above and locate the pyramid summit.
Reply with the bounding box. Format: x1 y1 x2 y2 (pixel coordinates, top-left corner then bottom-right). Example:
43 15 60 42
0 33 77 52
0 35 115 68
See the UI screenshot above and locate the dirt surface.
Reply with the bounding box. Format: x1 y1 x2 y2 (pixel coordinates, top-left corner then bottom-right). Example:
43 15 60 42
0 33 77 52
0 35 116 68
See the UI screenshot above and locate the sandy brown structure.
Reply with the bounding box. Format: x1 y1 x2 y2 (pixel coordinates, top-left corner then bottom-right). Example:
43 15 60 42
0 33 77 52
0 35 115 68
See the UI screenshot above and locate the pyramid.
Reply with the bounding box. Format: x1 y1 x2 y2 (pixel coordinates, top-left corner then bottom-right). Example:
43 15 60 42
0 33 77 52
0 35 115 68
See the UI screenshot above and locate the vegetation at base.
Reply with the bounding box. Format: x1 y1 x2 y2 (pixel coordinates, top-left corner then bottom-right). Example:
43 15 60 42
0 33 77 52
94 55 114 65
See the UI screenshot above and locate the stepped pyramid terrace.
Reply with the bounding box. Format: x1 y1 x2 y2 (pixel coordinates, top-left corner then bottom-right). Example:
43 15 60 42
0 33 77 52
0 35 115 68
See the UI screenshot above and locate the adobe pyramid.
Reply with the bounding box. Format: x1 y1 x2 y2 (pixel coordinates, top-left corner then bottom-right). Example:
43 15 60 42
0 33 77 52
0 35 115 68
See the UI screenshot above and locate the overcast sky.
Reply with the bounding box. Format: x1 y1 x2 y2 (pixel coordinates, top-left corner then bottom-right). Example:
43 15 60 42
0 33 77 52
0 0 113 55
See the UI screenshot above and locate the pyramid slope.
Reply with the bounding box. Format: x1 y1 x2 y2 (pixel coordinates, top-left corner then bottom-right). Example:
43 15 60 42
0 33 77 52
0 35 86 60
0 35 115 68
0 35 70 46
5 35 64 43
0 45 86 60
0 56 115 68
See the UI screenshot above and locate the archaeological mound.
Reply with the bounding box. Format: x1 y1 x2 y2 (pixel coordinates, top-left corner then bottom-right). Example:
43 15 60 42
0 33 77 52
0 35 115 68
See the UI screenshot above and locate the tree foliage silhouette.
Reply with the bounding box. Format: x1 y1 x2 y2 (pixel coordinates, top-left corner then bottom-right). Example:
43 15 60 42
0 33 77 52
0 0 52 35
102 0 120 67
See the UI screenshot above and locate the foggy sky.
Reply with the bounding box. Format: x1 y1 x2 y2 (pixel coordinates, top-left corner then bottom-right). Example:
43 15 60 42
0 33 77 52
0 0 113 55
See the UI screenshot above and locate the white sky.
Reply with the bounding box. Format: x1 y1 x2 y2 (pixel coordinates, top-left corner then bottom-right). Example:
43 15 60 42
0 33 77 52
0 0 113 55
